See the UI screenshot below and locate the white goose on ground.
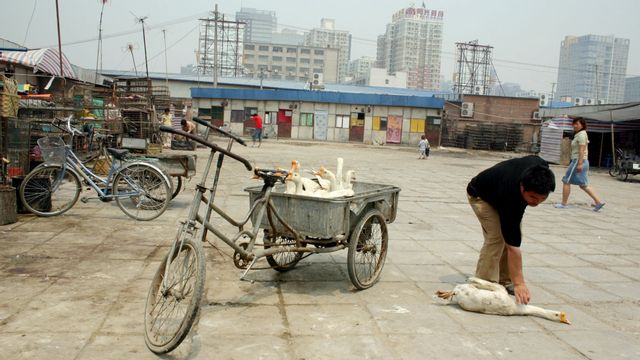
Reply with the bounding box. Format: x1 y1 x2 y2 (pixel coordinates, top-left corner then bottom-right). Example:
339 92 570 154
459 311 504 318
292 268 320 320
436 277 571 324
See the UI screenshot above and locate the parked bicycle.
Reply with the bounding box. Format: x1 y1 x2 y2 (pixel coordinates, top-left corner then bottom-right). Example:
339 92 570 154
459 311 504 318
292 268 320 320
19 116 171 221
81 135 188 200
144 117 399 354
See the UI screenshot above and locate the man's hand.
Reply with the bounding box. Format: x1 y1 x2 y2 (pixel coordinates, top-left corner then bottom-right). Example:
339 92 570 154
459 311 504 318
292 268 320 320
514 284 530 304
576 163 583 172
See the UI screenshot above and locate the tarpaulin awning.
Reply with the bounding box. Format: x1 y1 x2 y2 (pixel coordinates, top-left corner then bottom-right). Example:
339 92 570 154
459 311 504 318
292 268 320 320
0 48 76 78
576 102 640 123
544 117 640 133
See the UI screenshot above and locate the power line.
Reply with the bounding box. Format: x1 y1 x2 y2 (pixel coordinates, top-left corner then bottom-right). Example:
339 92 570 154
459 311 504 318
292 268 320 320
34 9 639 81
23 0 38 46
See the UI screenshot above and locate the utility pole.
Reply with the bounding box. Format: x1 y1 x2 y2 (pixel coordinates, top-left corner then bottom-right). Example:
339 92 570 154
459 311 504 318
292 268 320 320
258 68 271 89
163 29 169 86
95 0 106 84
594 64 599 103
133 14 150 79
213 4 219 87
127 44 138 76
54 0 64 78
551 82 556 102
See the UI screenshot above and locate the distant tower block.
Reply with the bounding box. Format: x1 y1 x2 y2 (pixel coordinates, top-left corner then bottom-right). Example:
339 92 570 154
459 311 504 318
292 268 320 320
453 41 494 98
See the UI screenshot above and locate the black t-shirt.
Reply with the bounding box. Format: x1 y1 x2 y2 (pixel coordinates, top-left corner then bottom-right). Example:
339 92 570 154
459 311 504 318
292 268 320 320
466 155 548 247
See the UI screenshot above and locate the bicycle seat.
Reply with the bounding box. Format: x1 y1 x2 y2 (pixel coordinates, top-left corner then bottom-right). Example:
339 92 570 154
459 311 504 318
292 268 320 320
253 168 289 186
107 148 130 160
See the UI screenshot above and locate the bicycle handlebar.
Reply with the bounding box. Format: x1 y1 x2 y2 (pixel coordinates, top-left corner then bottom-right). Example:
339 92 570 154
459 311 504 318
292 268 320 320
191 117 247 146
159 125 253 171
52 115 83 137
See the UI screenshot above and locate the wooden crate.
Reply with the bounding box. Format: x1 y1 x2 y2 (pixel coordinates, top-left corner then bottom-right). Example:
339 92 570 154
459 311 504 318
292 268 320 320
146 143 162 154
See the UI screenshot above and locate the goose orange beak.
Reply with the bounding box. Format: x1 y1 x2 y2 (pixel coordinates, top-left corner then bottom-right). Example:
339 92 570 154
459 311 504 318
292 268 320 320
559 312 571 325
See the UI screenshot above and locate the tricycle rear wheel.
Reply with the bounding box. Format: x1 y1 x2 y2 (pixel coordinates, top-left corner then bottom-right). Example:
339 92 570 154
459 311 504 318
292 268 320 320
347 209 388 290
618 169 628 182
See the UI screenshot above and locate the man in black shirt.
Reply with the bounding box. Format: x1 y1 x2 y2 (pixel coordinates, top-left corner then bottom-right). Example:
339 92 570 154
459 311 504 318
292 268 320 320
466 155 555 304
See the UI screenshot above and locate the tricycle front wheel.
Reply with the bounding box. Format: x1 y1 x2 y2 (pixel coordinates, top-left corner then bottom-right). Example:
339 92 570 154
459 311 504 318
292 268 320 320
347 209 388 290
264 231 305 272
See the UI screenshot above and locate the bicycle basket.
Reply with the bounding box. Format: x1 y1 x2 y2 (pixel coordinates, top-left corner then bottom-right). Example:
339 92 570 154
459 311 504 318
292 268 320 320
37 136 66 165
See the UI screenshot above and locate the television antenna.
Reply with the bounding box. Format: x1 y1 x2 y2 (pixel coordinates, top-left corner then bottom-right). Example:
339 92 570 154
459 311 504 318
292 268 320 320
131 12 150 79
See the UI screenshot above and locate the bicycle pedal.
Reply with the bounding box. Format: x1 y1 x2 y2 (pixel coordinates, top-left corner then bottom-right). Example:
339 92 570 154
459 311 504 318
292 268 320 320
80 197 89 203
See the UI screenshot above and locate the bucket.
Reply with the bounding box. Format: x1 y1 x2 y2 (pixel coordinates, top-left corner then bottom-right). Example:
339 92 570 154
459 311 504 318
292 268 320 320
0 186 17 225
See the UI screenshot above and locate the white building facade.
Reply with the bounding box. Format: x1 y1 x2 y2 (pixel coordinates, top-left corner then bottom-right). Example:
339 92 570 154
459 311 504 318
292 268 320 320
376 6 444 91
556 35 630 104
304 19 352 83
242 43 339 83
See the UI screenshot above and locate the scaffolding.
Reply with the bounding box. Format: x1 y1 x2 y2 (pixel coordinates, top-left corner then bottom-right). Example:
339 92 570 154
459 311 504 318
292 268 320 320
197 8 245 78
453 41 494 98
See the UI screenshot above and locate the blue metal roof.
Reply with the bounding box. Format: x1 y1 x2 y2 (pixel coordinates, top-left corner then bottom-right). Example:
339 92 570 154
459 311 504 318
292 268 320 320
191 87 444 108
100 70 446 102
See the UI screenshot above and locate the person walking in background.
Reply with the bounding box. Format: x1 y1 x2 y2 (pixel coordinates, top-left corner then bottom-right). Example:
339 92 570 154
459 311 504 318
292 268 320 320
251 113 263 147
161 108 173 149
467 156 556 304
554 117 605 211
418 135 429 159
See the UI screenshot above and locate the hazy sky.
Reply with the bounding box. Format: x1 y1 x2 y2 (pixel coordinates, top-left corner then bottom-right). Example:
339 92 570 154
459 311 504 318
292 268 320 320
1 0 638 93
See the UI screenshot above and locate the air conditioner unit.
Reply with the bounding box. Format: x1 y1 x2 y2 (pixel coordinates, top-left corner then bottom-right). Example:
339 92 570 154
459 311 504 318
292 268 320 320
539 94 548 107
312 72 324 86
461 102 474 117
574 97 584 106
597 99 606 105
532 111 541 120
473 85 483 95
586 98 595 105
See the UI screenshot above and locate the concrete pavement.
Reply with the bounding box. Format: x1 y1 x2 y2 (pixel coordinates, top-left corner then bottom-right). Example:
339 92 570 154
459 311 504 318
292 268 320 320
1 140 639 359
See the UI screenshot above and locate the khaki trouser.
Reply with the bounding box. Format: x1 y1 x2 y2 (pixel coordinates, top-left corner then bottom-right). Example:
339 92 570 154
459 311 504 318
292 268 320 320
467 194 511 284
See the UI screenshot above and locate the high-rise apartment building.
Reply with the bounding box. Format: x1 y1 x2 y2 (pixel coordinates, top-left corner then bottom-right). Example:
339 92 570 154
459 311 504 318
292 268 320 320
556 35 630 104
376 6 444 90
304 19 351 83
235 8 277 43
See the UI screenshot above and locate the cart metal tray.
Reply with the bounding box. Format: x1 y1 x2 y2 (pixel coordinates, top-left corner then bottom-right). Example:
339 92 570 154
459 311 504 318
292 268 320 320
131 153 197 177
245 181 400 239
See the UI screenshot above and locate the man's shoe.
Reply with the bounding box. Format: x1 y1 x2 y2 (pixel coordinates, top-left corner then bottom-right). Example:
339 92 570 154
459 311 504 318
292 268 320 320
593 203 606 212
554 203 568 209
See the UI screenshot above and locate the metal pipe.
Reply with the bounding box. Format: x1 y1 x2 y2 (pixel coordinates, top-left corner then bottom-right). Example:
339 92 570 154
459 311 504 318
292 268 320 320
54 0 64 78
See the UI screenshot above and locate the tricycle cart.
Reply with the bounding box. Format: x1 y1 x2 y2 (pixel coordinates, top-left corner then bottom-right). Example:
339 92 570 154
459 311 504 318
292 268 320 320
143 117 401 354
618 159 640 182
131 153 196 198
245 181 400 288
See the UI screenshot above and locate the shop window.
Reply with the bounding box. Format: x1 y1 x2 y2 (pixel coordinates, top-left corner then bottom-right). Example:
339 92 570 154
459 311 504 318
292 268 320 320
373 116 388 131
299 113 314 127
410 118 426 133
335 115 350 129
230 110 245 123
